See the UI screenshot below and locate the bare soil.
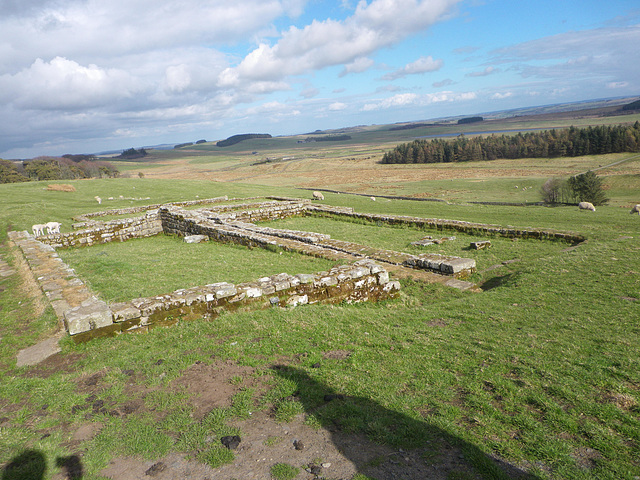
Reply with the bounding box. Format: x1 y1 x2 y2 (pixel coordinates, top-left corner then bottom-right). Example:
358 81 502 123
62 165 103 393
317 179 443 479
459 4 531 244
9 352 534 480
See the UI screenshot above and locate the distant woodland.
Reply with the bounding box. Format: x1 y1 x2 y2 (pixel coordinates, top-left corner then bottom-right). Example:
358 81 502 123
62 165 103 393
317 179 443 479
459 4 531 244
381 122 640 164
216 134 272 147
116 147 148 160
0 155 119 184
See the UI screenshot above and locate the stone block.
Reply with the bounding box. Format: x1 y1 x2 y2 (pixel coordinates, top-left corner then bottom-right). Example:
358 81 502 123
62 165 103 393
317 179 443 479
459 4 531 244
64 297 113 335
295 273 315 284
274 281 290 291
184 234 209 244
376 271 390 284
111 302 142 322
286 294 308 307
229 292 246 303
244 287 263 298
209 282 237 299
383 281 401 293
315 276 338 287
441 258 476 274
350 267 370 279
262 285 276 295
471 240 491 250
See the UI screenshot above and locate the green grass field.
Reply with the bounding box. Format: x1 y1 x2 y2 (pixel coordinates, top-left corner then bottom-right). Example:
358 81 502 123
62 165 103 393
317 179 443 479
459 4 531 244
1 166 639 479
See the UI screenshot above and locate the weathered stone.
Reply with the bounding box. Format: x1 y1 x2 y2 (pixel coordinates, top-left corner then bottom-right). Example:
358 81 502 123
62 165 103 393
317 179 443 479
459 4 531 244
295 274 315 284
111 303 142 322
16 336 62 367
441 258 476 275
316 276 338 287
350 267 370 279
244 287 263 298
286 294 308 307
184 234 209 244
471 240 492 250
274 281 290 291
209 283 237 299
383 281 401 293
64 297 113 335
376 271 390 284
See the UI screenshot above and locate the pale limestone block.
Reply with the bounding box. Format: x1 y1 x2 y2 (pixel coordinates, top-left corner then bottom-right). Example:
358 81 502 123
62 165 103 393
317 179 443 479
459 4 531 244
376 271 390 284
315 276 338 287
64 297 113 335
111 303 142 322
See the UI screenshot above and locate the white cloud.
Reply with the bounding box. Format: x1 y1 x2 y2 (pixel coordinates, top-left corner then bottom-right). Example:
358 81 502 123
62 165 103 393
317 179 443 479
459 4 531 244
466 66 497 77
329 102 347 111
362 90 475 111
491 91 513 100
362 93 419 110
424 90 476 103
164 65 192 93
0 57 142 110
382 56 443 80
607 81 629 89
218 0 460 87
0 0 290 73
339 57 375 77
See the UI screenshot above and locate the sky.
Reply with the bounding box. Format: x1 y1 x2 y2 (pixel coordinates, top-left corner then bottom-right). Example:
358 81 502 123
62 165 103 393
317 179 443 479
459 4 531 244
1 0 639 159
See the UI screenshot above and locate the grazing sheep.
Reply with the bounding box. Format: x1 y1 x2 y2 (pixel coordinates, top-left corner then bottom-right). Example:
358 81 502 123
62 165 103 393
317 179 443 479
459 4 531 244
32 224 46 237
629 204 640 215
95 196 102 204
45 221 61 234
370 196 376 201
578 201 596 212
312 191 324 201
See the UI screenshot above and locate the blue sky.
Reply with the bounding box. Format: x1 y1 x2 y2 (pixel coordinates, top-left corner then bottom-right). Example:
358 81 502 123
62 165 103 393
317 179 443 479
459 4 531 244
1 0 639 158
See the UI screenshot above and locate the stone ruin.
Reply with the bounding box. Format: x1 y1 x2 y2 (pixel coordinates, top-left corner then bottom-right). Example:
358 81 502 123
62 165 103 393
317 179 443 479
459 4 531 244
10 195 584 342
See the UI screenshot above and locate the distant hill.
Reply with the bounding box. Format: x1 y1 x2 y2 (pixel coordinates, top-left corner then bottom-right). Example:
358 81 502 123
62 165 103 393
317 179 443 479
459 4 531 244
216 133 272 147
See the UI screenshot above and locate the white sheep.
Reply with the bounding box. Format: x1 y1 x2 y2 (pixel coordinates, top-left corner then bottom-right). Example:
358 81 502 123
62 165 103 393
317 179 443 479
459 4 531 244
45 221 62 234
370 196 376 201
312 191 324 201
32 224 46 237
578 202 596 212
630 204 640 215
95 196 102 204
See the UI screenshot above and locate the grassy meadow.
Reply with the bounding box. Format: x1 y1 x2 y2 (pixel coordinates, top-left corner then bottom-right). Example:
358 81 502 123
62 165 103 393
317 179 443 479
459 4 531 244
1 148 640 480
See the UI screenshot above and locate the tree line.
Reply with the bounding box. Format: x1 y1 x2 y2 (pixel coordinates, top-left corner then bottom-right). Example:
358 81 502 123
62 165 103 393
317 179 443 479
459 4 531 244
0 156 119 184
381 122 640 164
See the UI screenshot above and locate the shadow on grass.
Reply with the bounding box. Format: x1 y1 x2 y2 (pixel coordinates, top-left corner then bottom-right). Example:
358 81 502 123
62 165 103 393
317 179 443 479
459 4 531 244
1 450 84 480
480 273 518 291
272 365 540 480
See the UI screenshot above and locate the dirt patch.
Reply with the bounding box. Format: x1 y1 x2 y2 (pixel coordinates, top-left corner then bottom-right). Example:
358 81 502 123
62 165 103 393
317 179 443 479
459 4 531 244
602 391 638 411
21 352 84 379
170 360 261 419
571 446 604 470
99 409 484 480
322 350 352 360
